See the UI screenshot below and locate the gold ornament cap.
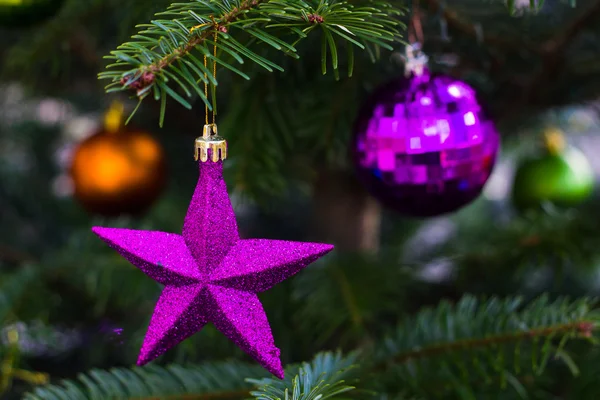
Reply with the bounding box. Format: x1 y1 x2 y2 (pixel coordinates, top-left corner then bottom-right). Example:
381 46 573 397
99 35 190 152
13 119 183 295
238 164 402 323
195 124 227 162
104 101 125 134
543 127 566 155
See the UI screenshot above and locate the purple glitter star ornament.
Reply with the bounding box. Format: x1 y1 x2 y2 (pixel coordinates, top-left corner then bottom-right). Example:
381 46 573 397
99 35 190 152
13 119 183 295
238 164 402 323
352 44 499 217
91 124 334 379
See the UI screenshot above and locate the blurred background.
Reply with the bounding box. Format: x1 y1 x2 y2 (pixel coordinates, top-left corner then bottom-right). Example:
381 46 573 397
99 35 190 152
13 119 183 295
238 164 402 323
3 0 600 399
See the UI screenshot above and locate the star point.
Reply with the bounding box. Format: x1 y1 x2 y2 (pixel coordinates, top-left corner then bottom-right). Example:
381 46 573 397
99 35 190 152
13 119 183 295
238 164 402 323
137 284 208 365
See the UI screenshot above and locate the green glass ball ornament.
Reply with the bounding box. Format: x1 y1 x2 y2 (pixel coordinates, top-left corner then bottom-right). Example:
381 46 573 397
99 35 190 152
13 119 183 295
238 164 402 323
512 129 594 210
0 0 64 28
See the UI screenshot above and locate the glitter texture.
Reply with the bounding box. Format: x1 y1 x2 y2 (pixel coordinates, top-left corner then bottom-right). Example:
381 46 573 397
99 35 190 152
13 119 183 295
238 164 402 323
92 160 333 379
352 69 499 216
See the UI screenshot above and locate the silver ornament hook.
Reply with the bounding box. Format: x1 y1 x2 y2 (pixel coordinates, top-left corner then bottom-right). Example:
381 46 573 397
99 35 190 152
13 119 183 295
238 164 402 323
402 43 429 77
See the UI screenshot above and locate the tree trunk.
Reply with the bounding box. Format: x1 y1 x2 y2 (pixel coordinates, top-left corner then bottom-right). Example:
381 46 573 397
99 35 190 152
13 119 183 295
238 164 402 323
312 169 381 253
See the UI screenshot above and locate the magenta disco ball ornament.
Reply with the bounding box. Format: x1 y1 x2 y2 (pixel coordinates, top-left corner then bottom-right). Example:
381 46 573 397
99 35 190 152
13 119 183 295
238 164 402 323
352 46 499 217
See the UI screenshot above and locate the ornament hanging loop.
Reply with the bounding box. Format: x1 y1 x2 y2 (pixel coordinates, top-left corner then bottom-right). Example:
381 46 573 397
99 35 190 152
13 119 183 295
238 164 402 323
193 16 228 162
408 0 424 46
403 43 429 77
204 16 219 126
404 0 429 77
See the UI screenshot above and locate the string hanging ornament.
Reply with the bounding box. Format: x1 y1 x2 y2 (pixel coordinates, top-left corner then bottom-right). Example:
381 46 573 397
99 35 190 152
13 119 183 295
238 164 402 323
91 21 334 379
194 19 227 163
351 0 500 217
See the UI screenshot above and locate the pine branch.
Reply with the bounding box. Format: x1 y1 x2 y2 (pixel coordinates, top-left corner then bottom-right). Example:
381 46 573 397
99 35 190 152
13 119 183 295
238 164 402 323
423 0 540 53
291 253 412 348
98 0 403 126
0 0 172 88
565 347 600 398
421 204 600 288
523 0 600 103
389 321 592 364
542 0 600 53
23 352 358 400
219 66 360 199
374 295 600 398
23 361 265 400
248 352 358 399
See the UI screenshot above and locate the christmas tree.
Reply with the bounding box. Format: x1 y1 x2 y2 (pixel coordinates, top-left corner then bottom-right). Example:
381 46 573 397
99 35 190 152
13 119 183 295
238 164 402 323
2 0 600 398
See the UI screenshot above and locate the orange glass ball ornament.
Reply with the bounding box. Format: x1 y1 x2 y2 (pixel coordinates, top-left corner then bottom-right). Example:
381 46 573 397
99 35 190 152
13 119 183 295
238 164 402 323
70 103 167 217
